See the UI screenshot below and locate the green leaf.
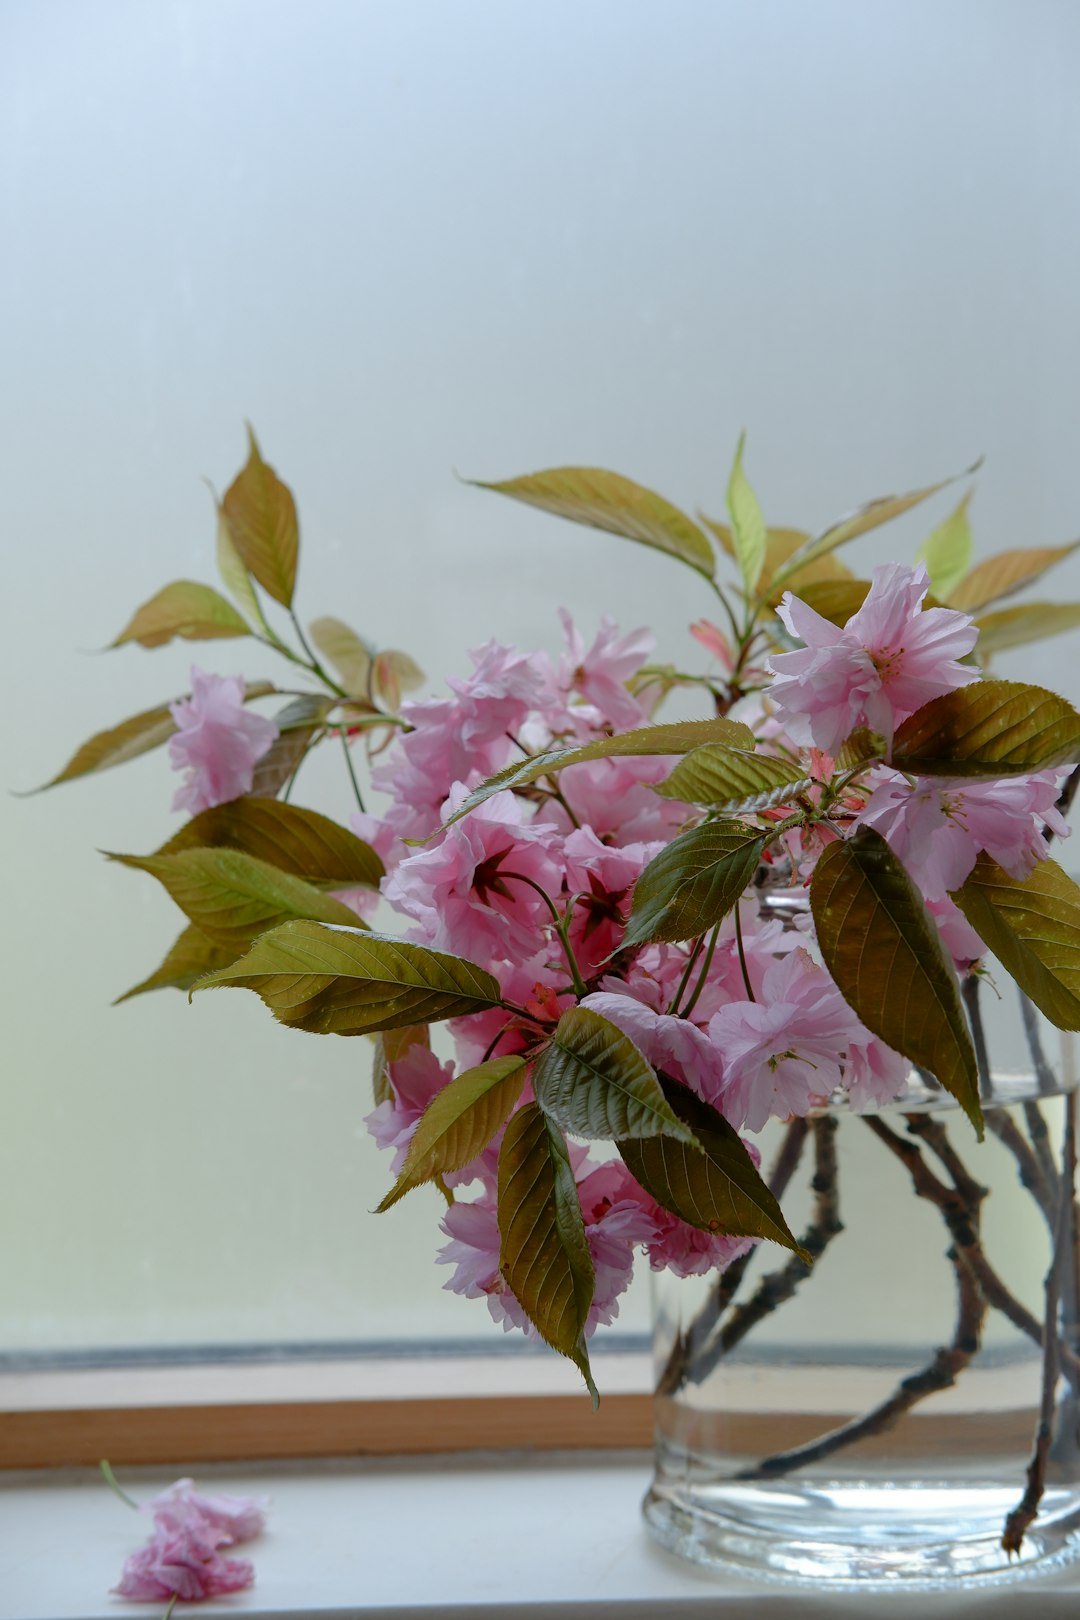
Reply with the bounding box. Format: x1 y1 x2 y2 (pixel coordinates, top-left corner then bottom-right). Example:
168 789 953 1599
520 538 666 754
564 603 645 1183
617 1079 805 1253
810 827 980 1132
222 425 300 608
532 1007 699 1144
836 726 887 772
109 580 251 649
891 680 1080 777
726 432 766 595
114 923 236 1004
652 745 811 811
916 491 974 602
309 616 374 699
194 921 503 1035
623 819 766 948
770 462 980 593
372 1023 431 1107
439 717 754 832
244 694 336 798
498 1103 598 1401
373 648 425 710
28 680 277 792
377 1055 527 1210
948 540 1080 614
470 466 715 579
109 847 365 953
157 796 383 888
953 855 1080 1031
975 602 1080 660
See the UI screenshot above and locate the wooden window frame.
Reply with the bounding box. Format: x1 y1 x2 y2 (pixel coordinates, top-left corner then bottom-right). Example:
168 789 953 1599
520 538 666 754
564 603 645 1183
0 1351 654 1470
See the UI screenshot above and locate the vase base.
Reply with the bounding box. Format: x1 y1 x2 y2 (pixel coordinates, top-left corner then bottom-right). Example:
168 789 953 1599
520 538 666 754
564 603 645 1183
643 1476 1080 1591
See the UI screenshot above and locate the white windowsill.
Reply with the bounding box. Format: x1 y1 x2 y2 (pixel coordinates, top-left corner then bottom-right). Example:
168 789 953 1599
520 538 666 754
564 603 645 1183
4 1454 1080 1620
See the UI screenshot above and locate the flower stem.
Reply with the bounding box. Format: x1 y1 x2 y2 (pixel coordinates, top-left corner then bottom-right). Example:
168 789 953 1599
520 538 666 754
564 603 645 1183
679 923 721 1020
502 873 588 999
733 905 755 1003
289 609 349 699
99 1458 139 1510
667 936 705 1016
337 727 367 814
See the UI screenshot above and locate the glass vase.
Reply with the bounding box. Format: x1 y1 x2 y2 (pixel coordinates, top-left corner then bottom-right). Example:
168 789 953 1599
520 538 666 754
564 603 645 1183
644 993 1080 1591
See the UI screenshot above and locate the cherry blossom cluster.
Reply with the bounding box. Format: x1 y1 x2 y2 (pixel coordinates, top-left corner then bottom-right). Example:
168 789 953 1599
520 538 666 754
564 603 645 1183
169 561 1069 1346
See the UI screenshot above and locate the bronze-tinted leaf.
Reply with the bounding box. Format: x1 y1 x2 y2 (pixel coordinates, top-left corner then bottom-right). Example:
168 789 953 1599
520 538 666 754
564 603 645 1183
948 540 1080 614
759 528 852 604
532 1007 698 1143
371 1023 431 1107
811 828 980 1132
726 432 766 595
194 921 503 1036
110 580 251 649
157 796 383 887
109 847 364 953
471 465 715 578
378 1055 527 1210
498 1103 598 1400
623 819 766 948
222 425 299 607
891 680 1080 777
215 495 273 634
652 745 810 811
440 717 754 831
309 617 374 699
790 578 871 626
114 923 236 1004
974 602 1080 660
617 1079 804 1252
29 680 277 791
770 462 980 592
953 855 1080 1031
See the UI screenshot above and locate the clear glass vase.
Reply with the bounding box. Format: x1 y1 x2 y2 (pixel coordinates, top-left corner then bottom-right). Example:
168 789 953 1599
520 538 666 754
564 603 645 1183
644 993 1080 1591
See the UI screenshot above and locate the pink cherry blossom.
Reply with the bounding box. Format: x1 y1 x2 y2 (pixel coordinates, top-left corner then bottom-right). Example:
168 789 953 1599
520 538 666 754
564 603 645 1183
167 668 279 816
927 894 987 970
437 1154 655 1335
580 990 725 1100
767 563 978 754
563 827 664 972
641 1204 756 1279
558 753 692 844
382 786 565 966
708 948 860 1130
113 1521 254 1602
558 609 654 730
842 1031 911 1111
364 1046 456 1173
147 1478 268 1545
855 767 1067 901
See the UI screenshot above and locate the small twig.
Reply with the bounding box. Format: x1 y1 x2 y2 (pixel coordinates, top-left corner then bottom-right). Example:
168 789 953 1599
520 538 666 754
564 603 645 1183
1019 991 1059 1098
985 1108 1056 1224
1023 1100 1061 1204
738 1243 984 1480
1002 1089 1077 1554
962 973 993 1100
692 1116 843 1378
655 1118 810 1398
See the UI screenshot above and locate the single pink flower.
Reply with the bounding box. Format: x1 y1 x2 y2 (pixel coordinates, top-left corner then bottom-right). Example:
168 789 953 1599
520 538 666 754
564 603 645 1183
642 1204 756 1279
927 894 987 970
113 1522 254 1602
437 1154 655 1336
580 990 725 1100
842 1031 911 1111
382 786 565 967
708 949 858 1131
558 609 654 730
147 1478 268 1545
563 828 664 972
365 1046 456 1172
856 767 1067 902
558 753 692 844
167 668 279 815
766 562 978 753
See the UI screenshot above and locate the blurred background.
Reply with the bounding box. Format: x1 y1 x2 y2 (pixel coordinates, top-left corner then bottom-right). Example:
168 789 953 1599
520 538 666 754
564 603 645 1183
2 0 1079 1360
